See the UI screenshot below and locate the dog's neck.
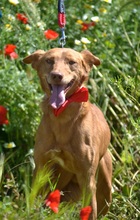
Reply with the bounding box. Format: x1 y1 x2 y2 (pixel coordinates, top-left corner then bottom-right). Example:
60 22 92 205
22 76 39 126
52 87 88 117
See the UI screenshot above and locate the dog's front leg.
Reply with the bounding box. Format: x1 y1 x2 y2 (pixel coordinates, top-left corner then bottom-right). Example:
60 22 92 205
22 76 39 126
88 175 98 220
90 188 97 220
76 172 98 220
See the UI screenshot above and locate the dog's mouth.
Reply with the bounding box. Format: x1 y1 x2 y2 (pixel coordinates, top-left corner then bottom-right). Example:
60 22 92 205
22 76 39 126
49 79 75 109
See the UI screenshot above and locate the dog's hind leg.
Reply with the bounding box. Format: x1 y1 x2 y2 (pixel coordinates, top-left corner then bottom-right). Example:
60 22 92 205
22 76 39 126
60 177 81 202
96 150 112 217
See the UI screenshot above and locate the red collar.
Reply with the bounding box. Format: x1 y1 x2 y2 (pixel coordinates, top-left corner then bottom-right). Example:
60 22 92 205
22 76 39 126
53 87 88 116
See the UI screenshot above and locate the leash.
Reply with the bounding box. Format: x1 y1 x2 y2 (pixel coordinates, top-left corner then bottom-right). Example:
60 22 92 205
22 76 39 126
58 0 66 47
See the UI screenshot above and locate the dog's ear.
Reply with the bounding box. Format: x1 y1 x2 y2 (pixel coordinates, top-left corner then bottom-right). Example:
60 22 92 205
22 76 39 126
23 50 45 70
81 50 100 71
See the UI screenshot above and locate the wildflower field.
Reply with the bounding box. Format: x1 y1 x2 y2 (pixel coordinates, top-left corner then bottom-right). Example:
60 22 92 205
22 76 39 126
0 0 140 219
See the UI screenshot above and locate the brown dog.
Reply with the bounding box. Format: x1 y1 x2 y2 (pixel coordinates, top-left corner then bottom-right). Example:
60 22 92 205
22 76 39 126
23 48 112 219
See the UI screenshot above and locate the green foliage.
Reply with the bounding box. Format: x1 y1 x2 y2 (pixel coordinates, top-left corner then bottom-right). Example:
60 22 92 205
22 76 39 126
0 59 41 147
0 0 140 219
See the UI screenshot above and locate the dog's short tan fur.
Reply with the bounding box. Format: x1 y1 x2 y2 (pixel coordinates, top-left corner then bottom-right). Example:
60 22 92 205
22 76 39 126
23 48 112 219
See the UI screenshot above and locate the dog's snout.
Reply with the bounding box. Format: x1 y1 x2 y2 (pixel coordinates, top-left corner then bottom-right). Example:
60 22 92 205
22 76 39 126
50 72 63 82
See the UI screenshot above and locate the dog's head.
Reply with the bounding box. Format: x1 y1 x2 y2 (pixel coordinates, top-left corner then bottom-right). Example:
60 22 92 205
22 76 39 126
23 48 100 109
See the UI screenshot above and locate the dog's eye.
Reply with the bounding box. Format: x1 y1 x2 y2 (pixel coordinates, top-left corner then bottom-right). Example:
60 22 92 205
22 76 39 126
69 60 77 65
46 59 54 64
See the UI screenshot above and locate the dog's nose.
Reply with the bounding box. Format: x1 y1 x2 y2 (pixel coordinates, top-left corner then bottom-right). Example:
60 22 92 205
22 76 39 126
50 72 63 82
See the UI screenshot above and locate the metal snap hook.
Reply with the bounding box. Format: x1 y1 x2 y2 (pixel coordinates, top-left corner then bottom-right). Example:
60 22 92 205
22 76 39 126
59 27 66 47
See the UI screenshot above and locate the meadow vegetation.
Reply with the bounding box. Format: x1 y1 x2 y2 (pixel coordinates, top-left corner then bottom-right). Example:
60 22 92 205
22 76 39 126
0 0 140 219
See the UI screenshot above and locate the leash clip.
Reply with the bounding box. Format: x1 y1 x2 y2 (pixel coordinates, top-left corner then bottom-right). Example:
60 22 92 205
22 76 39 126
58 0 66 47
59 27 66 48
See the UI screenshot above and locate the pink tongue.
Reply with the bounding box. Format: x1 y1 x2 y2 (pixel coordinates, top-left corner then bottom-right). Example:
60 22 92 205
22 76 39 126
50 85 66 109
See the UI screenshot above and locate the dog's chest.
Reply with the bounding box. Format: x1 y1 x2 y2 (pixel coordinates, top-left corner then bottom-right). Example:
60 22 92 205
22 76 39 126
46 148 77 173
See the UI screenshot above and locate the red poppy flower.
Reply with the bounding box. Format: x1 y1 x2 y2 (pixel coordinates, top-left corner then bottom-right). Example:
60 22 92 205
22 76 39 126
0 106 9 125
9 52 18 59
44 29 59 40
16 13 28 24
45 190 61 213
4 44 18 59
81 22 96 31
4 44 16 55
80 206 92 220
